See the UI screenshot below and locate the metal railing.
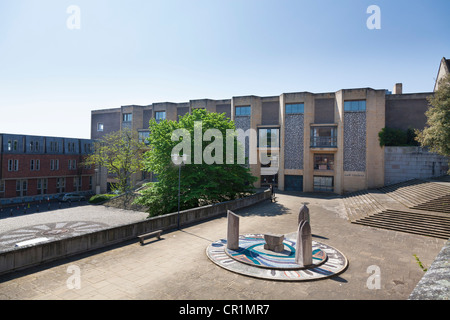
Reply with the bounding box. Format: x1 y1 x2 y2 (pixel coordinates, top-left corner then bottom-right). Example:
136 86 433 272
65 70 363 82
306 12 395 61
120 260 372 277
310 136 337 148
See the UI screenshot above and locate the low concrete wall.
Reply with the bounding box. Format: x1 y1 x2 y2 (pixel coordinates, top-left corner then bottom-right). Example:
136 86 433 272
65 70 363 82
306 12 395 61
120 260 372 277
0 190 271 276
384 147 449 186
409 239 450 300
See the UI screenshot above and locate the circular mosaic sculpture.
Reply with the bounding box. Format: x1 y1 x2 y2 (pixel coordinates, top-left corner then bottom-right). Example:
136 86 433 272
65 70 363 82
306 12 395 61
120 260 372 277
224 234 327 270
206 233 348 281
0 221 109 250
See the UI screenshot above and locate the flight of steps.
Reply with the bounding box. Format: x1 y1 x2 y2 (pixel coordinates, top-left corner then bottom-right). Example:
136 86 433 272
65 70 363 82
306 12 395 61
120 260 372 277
351 209 450 239
343 178 450 239
377 179 450 208
342 190 385 222
412 194 450 214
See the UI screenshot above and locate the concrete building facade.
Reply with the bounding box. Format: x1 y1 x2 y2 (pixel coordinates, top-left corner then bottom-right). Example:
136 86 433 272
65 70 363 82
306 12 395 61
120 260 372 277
91 82 442 194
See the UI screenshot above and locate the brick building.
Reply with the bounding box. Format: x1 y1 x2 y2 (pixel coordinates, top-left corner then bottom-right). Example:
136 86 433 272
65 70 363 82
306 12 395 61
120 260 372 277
0 134 96 205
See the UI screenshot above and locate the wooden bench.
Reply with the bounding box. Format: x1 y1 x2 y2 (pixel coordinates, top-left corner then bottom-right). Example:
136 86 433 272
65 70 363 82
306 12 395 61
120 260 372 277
138 230 163 245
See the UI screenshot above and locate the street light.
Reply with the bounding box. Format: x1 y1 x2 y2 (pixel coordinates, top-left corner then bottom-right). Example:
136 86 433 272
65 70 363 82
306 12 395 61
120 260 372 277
171 154 188 229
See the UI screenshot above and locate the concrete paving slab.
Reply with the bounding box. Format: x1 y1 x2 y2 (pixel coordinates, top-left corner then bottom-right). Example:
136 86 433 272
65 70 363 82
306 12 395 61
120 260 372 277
0 191 446 301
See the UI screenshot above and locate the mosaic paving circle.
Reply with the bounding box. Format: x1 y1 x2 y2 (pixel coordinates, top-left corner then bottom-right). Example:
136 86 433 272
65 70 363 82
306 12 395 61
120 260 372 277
0 221 109 251
206 233 348 281
224 234 327 270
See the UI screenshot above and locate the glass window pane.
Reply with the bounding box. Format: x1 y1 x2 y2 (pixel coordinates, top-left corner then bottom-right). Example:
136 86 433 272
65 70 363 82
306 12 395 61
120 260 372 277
236 106 250 116
286 103 304 114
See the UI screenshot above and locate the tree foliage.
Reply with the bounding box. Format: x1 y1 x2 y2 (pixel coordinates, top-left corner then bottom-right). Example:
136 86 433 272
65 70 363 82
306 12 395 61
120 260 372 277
415 74 450 162
378 127 419 147
134 109 257 217
84 129 146 193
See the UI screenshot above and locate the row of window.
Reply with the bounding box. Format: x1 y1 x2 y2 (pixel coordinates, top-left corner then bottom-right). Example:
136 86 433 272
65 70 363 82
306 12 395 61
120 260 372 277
123 111 164 122
260 153 335 171
256 126 339 148
98 111 168 132
6 159 91 172
2 177 93 197
5 139 91 153
235 100 365 117
259 174 334 192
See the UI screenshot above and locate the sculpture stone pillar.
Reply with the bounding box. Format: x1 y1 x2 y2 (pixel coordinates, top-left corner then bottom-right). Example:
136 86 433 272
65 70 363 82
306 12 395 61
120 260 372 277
298 204 310 226
295 220 313 267
227 210 240 250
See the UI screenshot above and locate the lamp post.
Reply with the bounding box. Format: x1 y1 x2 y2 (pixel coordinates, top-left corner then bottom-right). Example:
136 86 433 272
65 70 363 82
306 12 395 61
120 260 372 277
172 154 187 229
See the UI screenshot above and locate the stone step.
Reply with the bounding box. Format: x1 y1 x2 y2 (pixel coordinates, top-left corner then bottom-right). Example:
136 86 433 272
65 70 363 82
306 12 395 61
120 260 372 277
351 209 450 239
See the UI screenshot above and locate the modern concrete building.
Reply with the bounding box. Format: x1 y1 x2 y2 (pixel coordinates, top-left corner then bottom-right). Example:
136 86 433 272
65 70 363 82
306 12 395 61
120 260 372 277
91 58 449 194
91 85 444 194
0 134 96 205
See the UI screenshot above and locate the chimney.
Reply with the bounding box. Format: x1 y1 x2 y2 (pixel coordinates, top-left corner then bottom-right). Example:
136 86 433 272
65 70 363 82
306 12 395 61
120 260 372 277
393 83 403 94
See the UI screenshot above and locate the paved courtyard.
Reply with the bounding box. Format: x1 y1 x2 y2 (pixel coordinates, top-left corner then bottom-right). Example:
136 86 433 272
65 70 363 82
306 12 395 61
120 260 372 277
0 191 446 300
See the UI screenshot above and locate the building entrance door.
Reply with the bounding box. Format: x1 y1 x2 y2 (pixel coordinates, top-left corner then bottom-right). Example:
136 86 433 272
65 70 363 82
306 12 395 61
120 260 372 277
313 176 333 192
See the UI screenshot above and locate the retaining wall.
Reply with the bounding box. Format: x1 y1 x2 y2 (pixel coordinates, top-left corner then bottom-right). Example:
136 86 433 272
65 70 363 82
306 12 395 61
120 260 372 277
0 189 271 276
384 147 449 186
409 239 450 300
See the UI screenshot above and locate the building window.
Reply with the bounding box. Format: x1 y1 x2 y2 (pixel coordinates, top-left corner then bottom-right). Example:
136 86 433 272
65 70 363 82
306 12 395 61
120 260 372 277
16 180 27 197
13 140 18 151
138 131 150 144
310 126 337 147
314 154 335 170
123 113 132 122
7 159 20 171
97 123 104 132
0 180 5 196
29 141 39 152
69 160 77 170
235 106 251 116
30 159 40 171
67 142 76 153
37 178 48 195
260 174 278 187
155 111 166 122
84 143 92 153
344 100 366 112
7 140 12 151
286 103 304 114
313 176 334 192
50 141 60 152
258 128 280 148
74 177 82 191
57 178 66 193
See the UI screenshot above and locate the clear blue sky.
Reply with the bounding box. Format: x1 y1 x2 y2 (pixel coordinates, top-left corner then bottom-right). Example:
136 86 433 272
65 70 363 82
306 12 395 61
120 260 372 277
1 0 449 139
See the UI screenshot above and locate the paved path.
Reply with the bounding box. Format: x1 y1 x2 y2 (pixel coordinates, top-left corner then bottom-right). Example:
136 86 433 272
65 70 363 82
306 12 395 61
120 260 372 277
0 192 446 300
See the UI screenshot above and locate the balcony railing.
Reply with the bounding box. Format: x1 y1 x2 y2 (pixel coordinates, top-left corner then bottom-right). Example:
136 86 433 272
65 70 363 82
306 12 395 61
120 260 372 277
310 136 337 148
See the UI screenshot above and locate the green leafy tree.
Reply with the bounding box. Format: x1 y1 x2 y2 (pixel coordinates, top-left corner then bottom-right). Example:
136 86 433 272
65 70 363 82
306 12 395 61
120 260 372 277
415 75 450 168
378 127 407 146
84 129 146 193
134 109 257 217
